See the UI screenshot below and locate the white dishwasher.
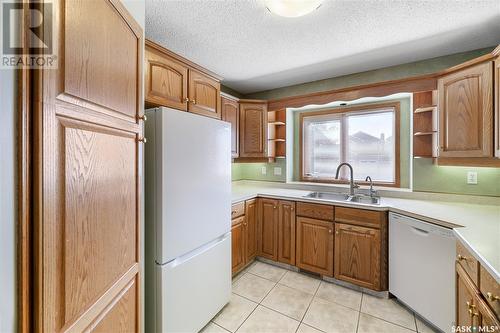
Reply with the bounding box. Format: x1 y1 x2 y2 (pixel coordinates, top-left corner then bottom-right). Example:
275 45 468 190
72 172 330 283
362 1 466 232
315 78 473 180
389 212 456 332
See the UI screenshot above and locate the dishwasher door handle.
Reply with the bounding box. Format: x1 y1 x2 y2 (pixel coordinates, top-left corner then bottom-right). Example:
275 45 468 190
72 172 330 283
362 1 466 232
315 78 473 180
411 226 430 236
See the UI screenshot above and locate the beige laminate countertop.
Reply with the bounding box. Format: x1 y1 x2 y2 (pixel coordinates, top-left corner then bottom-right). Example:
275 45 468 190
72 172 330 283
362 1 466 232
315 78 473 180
232 181 500 282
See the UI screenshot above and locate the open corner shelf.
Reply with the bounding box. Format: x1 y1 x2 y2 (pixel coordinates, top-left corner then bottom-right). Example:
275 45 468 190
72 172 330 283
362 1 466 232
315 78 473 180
413 90 438 158
268 109 287 160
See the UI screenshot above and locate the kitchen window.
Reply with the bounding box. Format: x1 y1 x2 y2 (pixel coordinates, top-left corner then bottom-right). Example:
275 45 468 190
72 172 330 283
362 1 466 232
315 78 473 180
300 102 400 187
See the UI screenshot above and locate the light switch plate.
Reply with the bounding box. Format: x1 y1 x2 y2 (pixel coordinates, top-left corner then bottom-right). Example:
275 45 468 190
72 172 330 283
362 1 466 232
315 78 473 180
261 166 267 175
274 167 282 176
467 171 478 185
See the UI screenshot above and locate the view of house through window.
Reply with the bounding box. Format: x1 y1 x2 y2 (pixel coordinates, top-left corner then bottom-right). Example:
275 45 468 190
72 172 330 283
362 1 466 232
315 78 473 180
301 104 399 186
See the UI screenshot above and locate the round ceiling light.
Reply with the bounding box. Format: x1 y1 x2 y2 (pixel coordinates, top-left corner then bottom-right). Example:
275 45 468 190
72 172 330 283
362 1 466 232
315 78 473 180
265 0 323 18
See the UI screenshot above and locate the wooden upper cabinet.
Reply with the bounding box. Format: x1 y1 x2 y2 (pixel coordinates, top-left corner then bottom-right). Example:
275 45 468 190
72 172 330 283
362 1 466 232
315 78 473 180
334 223 381 290
35 0 143 331
221 97 240 157
278 201 296 265
188 70 221 119
438 62 493 158
245 199 258 262
240 101 268 157
296 217 334 277
145 46 188 111
258 198 279 261
495 56 500 157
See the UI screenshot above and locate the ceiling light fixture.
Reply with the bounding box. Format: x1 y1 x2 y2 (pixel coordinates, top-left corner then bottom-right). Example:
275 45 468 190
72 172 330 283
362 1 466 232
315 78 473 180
265 0 323 18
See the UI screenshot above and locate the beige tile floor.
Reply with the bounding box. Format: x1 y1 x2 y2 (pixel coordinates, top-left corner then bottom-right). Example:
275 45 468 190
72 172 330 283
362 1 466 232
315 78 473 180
201 261 439 333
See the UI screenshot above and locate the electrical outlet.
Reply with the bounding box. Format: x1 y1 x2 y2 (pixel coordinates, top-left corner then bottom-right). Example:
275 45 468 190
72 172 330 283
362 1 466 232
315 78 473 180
274 167 282 176
467 171 478 185
261 166 267 175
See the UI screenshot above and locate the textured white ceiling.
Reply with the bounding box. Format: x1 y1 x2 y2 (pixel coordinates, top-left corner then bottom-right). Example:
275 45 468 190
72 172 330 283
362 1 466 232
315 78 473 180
146 0 500 94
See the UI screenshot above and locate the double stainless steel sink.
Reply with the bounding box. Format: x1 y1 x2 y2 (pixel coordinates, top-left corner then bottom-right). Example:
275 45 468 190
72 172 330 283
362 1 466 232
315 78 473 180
303 191 380 205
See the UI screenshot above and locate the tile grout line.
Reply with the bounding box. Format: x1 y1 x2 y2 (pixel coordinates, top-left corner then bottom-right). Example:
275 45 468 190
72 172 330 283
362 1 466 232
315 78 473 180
297 277 322 331
355 293 363 333
211 321 231 333
233 271 281 333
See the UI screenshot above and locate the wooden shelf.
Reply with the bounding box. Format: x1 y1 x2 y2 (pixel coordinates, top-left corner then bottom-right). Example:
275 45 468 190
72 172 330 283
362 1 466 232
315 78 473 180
413 91 438 158
268 109 287 159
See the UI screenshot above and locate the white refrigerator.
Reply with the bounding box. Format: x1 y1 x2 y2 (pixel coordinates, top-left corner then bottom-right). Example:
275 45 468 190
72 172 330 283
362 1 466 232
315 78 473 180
145 107 232 333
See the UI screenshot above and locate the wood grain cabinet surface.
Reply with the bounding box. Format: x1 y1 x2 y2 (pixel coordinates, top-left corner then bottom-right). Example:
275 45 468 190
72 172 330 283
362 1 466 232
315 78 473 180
334 223 381 290
296 217 334 277
239 101 268 157
221 97 240 158
34 0 143 331
245 199 258 262
145 40 222 119
188 70 221 119
278 201 296 265
258 198 279 261
438 61 493 158
145 46 188 111
231 216 246 275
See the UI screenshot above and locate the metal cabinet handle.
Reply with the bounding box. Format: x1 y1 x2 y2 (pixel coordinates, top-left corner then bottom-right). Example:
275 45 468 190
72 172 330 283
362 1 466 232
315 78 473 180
487 292 499 302
191 99 197 104
328 229 332 234
231 210 237 214
137 114 147 122
137 137 147 143
457 254 467 262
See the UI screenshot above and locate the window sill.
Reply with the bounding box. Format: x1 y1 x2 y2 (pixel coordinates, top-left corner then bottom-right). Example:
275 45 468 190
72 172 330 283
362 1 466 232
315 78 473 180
286 180 412 192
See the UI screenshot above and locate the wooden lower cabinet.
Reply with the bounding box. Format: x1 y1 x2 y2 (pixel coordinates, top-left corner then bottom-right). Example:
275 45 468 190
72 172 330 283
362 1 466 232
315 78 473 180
296 217 334 277
259 198 279 260
334 223 381 290
231 216 246 275
278 201 296 265
245 199 258 262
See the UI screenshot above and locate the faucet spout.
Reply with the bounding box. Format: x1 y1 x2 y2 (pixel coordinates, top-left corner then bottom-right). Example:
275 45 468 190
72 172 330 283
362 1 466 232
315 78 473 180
335 162 358 196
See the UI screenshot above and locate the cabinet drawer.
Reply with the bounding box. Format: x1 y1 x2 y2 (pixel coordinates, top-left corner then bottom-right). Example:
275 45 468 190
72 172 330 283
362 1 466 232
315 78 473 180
456 241 479 285
480 265 500 318
231 202 245 219
335 207 386 228
296 202 334 221
231 215 245 227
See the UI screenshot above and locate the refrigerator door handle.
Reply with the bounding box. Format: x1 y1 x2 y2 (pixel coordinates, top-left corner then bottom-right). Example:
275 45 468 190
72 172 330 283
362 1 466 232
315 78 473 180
165 233 231 268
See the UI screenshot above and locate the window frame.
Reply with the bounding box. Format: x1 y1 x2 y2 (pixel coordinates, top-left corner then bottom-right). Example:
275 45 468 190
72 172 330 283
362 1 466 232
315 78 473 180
299 101 401 187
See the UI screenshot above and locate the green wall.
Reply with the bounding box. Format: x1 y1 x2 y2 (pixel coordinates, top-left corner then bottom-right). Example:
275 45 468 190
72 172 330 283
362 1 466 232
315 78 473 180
244 47 494 100
413 159 500 197
233 159 287 182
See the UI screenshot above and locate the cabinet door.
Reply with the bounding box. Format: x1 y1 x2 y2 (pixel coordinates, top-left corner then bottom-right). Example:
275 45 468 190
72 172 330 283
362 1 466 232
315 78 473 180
188 70 221 119
245 199 258 262
456 264 477 328
259 198 279 261
239 102 268 157
231 217 246 275
296 217 334 276
35 1 143 331
221 97 239 158
495 57 500 157
278 201 296 265
145 46 188 110
334 223 381 290
438 62 493 158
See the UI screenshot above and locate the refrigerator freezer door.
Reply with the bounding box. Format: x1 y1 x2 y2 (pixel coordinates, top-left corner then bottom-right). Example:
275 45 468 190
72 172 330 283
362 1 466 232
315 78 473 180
156 233 231 333
153 107 231 264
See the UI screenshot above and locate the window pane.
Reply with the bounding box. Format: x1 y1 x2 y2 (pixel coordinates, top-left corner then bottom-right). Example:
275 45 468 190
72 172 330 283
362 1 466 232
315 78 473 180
303 118 341 178
346 111 395 182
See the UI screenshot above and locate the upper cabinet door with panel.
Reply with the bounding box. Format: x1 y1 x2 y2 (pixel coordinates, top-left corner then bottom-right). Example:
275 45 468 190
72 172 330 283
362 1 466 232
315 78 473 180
188 70 221 119
145 46 188 111
221 97 239 157
438 62 493 158
239 102 268 157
